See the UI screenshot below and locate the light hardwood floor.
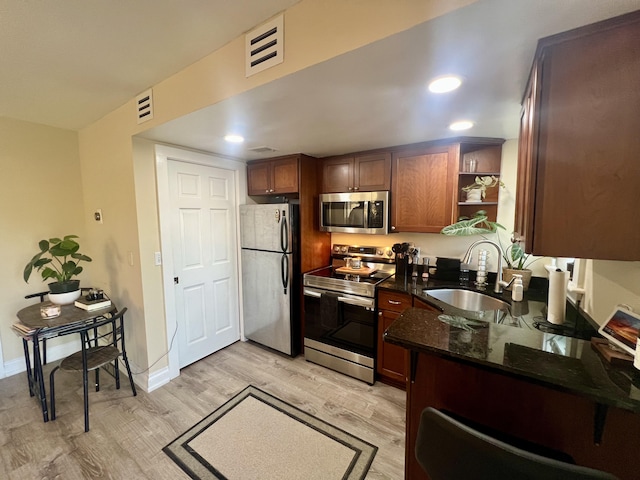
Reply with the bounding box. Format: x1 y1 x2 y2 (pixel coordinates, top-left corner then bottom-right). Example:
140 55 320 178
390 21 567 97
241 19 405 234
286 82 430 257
0 341 406 479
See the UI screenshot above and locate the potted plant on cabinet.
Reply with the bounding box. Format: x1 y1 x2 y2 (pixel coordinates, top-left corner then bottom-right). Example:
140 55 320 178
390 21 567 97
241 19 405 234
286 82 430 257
23 235 92 304
462 175 504 202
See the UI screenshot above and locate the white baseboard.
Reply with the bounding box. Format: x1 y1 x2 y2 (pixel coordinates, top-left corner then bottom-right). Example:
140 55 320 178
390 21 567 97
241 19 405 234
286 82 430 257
3 337 81 378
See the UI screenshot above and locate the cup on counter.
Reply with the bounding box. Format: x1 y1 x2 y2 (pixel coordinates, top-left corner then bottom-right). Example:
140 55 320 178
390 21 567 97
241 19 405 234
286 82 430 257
350 257 362 269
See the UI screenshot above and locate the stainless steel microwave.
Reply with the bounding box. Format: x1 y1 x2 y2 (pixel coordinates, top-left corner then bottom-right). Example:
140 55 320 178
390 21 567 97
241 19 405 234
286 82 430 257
319 191 389 235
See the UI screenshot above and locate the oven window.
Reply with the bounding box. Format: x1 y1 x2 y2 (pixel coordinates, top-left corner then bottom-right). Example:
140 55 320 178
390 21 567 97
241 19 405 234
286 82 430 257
304 294 376 357
322 201 366 228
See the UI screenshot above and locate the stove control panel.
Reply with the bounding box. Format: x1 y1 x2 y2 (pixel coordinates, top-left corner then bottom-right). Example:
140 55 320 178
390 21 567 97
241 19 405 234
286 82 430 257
331 244 394 262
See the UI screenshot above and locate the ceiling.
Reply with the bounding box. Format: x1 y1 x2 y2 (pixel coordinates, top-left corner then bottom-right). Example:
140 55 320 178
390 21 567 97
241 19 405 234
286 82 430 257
0 0 301 130
3 0 639 161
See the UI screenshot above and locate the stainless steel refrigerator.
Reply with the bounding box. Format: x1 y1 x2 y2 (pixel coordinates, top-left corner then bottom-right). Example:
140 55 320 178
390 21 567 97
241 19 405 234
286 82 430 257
239 203 300 356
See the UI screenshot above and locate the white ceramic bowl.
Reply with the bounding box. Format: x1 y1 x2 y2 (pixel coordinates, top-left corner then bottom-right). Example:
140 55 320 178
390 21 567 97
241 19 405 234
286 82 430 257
48 289 81 305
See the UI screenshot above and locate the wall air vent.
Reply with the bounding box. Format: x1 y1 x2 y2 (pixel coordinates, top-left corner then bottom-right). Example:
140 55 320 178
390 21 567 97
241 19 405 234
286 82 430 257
248 146 278 154
246 15 284 77
136 88 154 124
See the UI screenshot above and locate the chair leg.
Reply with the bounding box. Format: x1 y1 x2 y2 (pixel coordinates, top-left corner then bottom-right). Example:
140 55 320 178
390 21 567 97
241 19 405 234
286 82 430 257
114 358 121 389
95 368 100 392
82 364 90 432
121 354 137 397
42 338 47 365
49 366 59 420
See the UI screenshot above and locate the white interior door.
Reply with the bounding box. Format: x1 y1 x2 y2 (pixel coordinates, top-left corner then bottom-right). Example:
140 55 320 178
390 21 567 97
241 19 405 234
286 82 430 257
168 160 240 368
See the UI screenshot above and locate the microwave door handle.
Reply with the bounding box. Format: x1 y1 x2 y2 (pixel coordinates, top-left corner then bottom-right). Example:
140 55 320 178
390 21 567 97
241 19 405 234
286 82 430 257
363 200 369 228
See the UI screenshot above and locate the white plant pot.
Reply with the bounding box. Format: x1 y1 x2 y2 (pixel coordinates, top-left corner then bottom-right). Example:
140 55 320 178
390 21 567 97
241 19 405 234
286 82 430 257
48 289 81 305
466 188 483 203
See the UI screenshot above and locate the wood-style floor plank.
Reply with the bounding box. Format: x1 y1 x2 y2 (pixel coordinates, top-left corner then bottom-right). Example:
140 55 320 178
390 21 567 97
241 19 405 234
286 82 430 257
0 341 405 479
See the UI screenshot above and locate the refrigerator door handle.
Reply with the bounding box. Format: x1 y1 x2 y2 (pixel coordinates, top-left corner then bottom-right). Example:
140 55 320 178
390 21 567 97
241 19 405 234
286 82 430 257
281 253 289 294
280 210 289 253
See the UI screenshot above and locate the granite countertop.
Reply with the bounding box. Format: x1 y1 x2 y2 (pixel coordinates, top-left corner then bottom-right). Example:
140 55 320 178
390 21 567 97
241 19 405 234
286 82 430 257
380 276 640 413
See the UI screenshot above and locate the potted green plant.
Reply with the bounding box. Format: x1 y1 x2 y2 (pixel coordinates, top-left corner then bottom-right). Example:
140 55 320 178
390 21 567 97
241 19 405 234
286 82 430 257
500 235 539 291
23 235 92 304
462 175 504 202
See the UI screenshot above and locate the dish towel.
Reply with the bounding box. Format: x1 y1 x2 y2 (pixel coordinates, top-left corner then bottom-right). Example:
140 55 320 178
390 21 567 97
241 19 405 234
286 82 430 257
320 291 341 329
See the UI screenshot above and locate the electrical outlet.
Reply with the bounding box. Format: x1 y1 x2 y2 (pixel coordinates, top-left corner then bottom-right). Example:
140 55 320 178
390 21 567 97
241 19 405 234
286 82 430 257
154 251 162 266
94 209 103 223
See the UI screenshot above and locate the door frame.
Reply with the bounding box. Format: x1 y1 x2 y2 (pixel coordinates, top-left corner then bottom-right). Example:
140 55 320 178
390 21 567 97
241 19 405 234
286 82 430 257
155 145 247 380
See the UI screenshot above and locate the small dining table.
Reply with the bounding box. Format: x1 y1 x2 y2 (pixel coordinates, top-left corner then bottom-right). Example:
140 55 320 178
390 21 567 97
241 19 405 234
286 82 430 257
14 301 116 422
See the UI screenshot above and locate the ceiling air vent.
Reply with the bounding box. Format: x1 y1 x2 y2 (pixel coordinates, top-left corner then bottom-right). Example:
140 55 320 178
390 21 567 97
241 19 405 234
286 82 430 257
248 146 278 154
246 15 284 77
136 88 153 124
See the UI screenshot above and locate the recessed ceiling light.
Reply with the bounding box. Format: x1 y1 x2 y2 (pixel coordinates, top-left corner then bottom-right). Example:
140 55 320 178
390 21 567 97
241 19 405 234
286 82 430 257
449 120 474 131
428 75 462 93
224 134 244 143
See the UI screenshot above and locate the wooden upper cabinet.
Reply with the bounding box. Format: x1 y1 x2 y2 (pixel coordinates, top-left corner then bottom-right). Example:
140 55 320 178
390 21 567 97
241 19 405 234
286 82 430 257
322 152 391 193
516 11 640 260
390 144 458 233
247 155 299 195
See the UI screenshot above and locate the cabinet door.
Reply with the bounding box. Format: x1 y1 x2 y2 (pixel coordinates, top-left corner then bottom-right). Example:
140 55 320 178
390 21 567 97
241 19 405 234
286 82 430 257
377 309 407 385
271 156 299 194
525 16 640 260
354 152 391 191
322 155 354 192
247 161 271 195
391 144 457 233
514 67 539 251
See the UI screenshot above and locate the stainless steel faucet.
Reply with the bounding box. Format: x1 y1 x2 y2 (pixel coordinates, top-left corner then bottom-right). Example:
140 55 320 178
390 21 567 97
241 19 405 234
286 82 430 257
462 240 510 294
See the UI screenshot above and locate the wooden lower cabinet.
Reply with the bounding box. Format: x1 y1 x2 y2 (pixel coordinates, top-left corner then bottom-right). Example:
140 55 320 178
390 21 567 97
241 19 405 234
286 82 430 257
405 352 640 480
377 291 439 387
377 290 411 387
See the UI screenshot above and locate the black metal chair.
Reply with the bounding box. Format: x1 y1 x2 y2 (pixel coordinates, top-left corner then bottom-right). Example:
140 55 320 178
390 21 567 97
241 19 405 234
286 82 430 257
49 307 137 432
415 407 619 480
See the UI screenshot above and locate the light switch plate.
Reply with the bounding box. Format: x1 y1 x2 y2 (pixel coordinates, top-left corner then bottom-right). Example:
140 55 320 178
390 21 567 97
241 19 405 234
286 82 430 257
154 251 162 266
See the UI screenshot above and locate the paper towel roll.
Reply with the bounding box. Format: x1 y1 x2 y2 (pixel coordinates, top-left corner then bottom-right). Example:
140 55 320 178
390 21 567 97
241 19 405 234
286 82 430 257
547 269 569 324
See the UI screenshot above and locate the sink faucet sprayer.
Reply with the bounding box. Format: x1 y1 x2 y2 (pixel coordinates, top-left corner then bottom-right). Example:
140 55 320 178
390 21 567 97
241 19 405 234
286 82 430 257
462 240 513 294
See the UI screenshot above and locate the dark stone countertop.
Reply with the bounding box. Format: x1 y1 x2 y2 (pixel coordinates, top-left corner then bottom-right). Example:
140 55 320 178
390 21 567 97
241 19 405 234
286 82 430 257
380 276 640 413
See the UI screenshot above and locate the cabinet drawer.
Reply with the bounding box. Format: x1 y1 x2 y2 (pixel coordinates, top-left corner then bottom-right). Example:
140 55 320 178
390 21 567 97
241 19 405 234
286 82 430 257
378 290 412 313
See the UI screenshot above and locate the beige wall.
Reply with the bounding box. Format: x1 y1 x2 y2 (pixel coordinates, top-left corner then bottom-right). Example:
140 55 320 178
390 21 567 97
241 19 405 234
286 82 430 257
0 117 86 364
75 0 478 387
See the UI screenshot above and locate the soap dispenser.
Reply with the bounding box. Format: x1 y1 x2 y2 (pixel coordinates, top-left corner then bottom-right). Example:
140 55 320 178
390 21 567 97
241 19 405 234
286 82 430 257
511 274 523 302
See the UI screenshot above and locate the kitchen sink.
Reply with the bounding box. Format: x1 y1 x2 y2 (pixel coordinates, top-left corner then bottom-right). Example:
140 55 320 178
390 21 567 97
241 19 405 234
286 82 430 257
424 288 510 312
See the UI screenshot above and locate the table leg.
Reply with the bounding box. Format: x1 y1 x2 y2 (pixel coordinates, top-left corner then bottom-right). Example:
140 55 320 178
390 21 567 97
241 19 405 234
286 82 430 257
22 338 35 397
32 336 49 422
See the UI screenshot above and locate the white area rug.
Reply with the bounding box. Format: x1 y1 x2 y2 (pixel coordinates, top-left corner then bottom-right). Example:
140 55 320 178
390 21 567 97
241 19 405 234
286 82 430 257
163 385 377 479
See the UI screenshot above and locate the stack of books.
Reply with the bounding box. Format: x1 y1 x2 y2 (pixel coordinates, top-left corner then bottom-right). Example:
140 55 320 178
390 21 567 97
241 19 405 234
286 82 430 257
74 296 112 311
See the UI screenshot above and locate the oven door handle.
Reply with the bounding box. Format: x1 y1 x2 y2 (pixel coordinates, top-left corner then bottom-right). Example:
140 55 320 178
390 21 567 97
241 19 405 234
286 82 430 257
338 296 375 308
303 288 374 309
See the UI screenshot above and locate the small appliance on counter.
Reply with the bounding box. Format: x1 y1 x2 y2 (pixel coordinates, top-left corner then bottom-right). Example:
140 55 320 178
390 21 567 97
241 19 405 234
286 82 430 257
431 257 461 282
303 244 395 384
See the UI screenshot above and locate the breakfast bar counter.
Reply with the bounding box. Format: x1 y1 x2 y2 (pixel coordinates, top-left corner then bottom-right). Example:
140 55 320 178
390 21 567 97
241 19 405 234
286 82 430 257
384 306 640 480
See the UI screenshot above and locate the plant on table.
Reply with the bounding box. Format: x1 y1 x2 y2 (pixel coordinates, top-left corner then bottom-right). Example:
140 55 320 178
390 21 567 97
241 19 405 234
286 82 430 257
23 235 92 293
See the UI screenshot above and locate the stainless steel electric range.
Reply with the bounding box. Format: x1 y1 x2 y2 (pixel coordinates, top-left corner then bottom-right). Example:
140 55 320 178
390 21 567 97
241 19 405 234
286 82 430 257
303 244 395 384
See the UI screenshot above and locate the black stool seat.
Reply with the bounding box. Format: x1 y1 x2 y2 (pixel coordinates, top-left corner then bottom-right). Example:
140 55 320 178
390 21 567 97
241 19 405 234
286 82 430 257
415 407 620 480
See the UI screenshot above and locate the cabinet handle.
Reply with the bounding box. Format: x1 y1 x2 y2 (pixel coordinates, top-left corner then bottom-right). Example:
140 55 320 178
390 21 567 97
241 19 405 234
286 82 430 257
391 226 396 231
378 311 383 316
348 187 353 191
388 300 402 305
265 189 270 193
353 186 359 191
